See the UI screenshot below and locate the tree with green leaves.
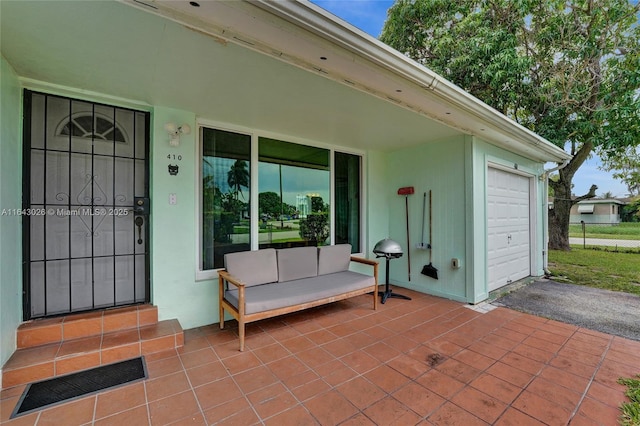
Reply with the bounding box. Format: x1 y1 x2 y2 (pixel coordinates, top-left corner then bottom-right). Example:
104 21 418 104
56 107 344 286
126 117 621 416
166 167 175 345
381 0 640 250
600 147 640 197
310 196 328 213
299 213 330 245
227 160 249 201
258 191 296 220
621 197 640 222
600 191 614 199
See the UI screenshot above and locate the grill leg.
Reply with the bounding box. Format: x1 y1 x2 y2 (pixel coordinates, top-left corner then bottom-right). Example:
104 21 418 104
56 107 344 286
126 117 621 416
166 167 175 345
378 258 411 304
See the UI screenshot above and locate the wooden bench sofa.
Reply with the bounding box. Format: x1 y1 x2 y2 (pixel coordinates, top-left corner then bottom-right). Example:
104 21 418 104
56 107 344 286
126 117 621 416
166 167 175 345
218 244 378 351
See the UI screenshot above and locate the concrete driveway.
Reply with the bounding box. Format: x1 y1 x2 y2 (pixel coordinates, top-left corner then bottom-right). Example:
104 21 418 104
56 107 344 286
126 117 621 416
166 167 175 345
493 279 640 341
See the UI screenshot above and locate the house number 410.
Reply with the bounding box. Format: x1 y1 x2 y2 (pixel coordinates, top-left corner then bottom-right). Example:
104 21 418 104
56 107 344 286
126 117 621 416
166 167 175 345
167 154 182 161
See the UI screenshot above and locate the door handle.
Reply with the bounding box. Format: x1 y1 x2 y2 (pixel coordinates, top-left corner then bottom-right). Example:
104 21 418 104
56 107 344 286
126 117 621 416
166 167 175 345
135 216 144 245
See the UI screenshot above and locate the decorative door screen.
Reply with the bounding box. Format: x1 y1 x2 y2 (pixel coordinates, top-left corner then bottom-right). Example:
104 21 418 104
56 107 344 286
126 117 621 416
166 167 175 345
22 91 150 319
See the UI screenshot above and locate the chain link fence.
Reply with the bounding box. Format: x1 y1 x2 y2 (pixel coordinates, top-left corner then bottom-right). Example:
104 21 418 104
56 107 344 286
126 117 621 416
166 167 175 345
569 222 640 251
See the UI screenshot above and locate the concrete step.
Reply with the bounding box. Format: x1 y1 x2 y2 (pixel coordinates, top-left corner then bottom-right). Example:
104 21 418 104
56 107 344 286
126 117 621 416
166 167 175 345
3 310 184 389
16 305 159 349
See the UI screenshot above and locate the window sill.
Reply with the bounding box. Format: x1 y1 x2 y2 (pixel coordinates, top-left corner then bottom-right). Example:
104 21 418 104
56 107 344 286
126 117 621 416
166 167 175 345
195 268 220 282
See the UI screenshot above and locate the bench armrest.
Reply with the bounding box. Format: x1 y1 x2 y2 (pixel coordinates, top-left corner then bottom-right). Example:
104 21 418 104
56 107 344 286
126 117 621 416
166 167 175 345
218 270 247 322
350 256 378 267
218 270 246 289
350 256 379 310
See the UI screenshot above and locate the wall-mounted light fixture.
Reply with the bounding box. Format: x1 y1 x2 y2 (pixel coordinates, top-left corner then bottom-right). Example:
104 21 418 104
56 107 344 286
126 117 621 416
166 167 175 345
164 122 191 147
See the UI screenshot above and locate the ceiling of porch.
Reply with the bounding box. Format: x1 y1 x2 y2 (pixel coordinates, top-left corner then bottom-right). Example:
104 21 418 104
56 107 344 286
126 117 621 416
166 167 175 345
0 0 462 151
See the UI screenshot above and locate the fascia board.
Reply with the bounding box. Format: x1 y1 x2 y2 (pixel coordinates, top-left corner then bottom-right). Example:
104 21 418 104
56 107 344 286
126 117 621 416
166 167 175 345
251 0 571 163
432 81 571 162
249 0 441 91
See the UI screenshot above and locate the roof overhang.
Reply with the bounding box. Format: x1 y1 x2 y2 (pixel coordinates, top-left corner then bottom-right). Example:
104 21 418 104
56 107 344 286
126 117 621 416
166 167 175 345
121 0 569 162
577 199 627 205
251 0 571 163
1 0 571 163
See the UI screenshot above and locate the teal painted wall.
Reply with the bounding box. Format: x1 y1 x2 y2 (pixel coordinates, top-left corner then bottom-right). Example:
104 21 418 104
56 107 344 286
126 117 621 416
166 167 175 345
385 136 469 302
470 138 545 302
149 107 218 329
0 83 548 340
336 149 391 279
365 150 390 251
0 56 23 369
149 111 390 327
385 136 546 304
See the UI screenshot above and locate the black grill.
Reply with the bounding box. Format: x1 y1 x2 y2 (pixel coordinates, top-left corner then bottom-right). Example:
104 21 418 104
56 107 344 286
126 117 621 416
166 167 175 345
372 239 411 304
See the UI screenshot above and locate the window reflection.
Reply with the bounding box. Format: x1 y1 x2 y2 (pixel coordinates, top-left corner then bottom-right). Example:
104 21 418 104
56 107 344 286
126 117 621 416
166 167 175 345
258 138 330 249
335 152 361 252
201 128 251 270
200 128 363 271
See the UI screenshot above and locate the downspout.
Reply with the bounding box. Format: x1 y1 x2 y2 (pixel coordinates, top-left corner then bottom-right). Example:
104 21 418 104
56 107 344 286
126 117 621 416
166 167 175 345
541 160 570 275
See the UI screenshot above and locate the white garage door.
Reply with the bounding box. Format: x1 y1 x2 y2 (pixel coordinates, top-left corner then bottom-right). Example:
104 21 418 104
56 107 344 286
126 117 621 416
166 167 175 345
487 167 531 291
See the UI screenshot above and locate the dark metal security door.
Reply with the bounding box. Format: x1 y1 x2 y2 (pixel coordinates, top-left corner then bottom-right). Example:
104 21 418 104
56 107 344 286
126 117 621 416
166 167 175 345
22 91 150 320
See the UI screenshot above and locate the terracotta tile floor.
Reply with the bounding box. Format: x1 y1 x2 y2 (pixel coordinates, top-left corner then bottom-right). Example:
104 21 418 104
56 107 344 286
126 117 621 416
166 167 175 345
2 288 639 425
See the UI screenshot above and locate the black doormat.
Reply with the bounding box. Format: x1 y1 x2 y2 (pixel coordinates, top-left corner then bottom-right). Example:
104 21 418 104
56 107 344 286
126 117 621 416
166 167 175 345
12 357 147 418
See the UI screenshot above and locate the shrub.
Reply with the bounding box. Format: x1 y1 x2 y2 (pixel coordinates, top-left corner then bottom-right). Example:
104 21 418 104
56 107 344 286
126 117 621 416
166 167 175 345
299 213 329 245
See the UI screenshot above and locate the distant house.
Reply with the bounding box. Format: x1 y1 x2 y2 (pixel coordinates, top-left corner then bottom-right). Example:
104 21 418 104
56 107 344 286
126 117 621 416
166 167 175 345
570 199 627 224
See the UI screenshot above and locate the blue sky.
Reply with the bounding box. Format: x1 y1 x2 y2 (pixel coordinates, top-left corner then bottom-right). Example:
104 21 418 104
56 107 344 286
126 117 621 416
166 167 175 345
310 0 629 198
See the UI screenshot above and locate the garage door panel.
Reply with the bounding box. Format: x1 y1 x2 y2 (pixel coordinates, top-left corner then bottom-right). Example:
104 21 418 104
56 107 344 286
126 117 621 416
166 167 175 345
487 167 531 292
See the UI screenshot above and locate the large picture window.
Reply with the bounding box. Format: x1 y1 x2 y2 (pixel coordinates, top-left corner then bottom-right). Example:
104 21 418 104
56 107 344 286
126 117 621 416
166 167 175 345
258 138 330 249
335 152 361 253
199 125 362 273
201 128 251 270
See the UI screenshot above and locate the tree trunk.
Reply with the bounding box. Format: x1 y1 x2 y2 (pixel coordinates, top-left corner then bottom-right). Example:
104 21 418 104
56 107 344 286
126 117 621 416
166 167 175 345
548 142 597 251
548 174 572 251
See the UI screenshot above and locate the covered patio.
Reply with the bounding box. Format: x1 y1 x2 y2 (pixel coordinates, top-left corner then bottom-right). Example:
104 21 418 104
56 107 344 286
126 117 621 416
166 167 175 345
2 290 637 425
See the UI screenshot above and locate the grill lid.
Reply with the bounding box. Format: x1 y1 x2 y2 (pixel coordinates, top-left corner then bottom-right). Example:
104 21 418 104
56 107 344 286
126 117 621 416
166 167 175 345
373 238 403 257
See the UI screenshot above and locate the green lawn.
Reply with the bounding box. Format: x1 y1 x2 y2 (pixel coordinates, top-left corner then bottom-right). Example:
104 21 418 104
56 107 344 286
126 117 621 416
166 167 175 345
548 248 640 296
569 223 640 240
618 375 640 426
234 225 297 234
549 246 640 426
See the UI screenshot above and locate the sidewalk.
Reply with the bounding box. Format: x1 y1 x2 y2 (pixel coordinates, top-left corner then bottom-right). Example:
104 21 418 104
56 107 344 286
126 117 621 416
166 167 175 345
569 237 640 248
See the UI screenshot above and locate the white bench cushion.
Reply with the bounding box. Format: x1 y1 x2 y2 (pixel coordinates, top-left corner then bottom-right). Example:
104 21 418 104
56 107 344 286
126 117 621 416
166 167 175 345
225 271 374 314
276 246 318 282
318 244 351 275
224 248 278 287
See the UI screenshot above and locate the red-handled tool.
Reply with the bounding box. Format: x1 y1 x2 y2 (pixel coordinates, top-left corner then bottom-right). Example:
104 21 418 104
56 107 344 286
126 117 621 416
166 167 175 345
397 187 414 281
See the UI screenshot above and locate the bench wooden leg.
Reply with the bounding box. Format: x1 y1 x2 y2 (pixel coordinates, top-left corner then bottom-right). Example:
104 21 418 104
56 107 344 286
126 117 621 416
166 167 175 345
239 319 245 351
219 275 226 329
219 304 225 329
373 286 378 310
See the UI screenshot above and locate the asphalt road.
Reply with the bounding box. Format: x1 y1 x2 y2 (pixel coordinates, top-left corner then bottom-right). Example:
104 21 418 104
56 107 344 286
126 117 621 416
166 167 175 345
493 279 640 341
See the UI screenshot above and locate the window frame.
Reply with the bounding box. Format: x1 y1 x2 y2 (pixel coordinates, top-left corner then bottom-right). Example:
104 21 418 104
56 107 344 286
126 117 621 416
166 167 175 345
195 119 366 281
